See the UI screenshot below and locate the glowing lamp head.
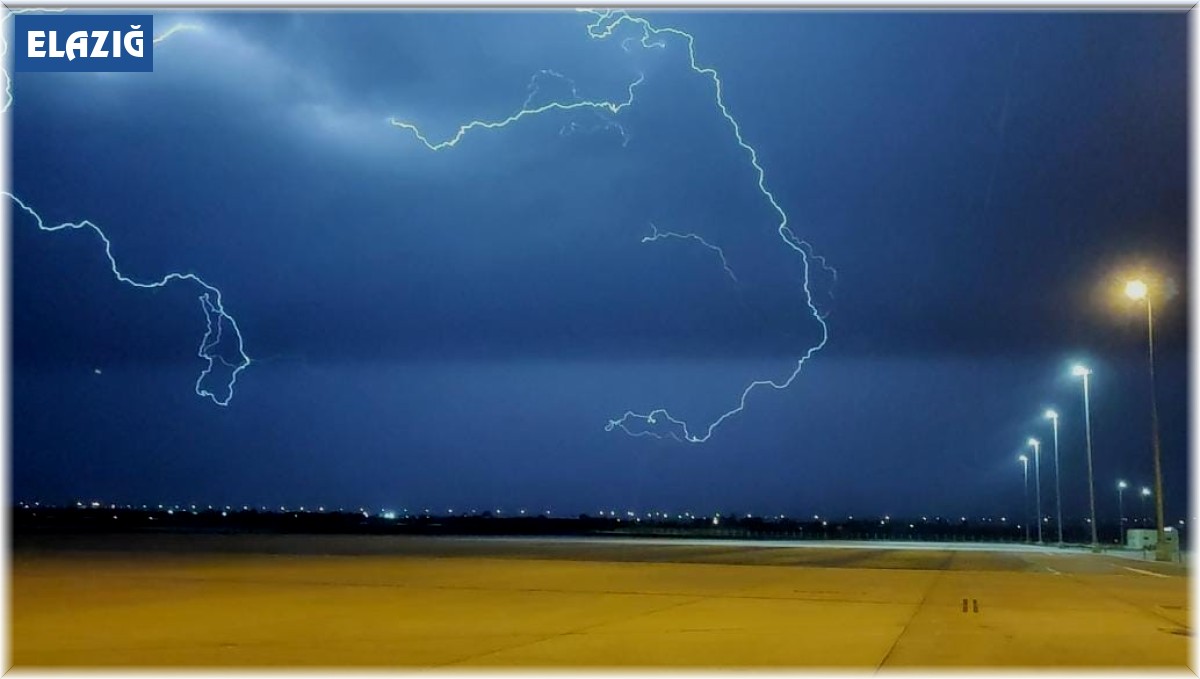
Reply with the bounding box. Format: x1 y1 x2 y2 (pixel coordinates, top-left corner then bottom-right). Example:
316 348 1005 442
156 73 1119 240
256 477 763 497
1117 480 1128 490
1124 279 1148 301
1027 438 1039 448
1044 409 1058 421
1018 454 1028 463
1071 364 1092 377
1142 487 1152 497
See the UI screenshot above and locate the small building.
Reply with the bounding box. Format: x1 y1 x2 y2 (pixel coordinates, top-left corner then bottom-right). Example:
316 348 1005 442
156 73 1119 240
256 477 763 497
1126 527 1179 554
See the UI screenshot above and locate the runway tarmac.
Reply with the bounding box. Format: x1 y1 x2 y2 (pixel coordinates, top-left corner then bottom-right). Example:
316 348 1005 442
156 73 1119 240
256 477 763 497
9 534 1191 668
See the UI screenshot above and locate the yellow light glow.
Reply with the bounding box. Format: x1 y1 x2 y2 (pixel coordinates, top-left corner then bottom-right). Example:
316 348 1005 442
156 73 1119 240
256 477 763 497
1125 279 1148 301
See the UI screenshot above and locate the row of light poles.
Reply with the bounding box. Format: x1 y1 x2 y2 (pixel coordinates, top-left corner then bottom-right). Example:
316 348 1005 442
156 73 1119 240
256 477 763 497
1015 277 1169 561
1115 481 1154 543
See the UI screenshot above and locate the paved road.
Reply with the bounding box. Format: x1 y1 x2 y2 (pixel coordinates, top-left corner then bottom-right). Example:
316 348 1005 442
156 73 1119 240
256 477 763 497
10 535 1190 668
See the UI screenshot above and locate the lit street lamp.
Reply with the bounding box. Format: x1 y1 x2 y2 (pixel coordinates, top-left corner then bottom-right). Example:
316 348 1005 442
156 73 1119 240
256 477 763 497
1045 409 1064 545
1018 454 1030 543
1140 486 1152 525
1117 480 1128 545
1072 364 1100 551
1125 279 1169 562
1028 438 1043 544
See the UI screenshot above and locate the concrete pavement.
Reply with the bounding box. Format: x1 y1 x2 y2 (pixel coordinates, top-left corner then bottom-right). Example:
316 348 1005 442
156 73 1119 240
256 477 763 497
9 535 1191 668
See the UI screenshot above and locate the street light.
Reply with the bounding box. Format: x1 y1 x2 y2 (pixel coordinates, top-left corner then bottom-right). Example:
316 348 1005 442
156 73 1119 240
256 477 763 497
1140 486 1152 525
1028 438 1043 544
1117 480 1128 545
1125 278 1169 562
1072 364 1100 551
1045 409 1064 545
1018 454 1030 543
1124 279 1148 301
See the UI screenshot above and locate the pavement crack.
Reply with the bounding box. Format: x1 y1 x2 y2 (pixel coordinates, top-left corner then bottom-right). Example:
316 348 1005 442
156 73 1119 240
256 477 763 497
874 560 944 671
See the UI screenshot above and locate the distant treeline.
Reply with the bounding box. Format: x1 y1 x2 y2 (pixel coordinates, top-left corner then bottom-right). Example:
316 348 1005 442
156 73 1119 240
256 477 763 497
12 505 1170 546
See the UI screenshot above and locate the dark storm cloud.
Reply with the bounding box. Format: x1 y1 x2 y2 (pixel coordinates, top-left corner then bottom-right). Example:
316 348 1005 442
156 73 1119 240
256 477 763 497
13 12 1186 364
11 11 1187 517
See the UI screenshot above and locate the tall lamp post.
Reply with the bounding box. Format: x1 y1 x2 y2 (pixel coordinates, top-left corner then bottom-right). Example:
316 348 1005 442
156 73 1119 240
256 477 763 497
1072 364 1100 551
1018 454 1030 543
1125 279 1169 562
1028 438 1044 544
1117 480 1128 546
1045 410 1064 545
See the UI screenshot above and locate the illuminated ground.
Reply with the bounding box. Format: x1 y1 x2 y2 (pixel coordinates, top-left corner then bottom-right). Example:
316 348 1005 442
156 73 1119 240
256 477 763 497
10 535 1190 668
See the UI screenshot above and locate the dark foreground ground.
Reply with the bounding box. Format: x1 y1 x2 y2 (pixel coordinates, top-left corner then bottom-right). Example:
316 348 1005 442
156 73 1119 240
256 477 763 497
10 534 1191 668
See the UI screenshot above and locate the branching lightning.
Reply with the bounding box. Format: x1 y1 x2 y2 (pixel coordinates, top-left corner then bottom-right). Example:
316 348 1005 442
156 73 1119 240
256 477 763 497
4 19 236 405
392 9 835 443
642 222 738 284
522 69 631 146
389 71 645 151
6 193 250 405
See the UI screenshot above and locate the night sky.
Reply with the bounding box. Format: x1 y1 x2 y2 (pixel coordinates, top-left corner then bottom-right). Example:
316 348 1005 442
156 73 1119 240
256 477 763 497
10 11 1188 522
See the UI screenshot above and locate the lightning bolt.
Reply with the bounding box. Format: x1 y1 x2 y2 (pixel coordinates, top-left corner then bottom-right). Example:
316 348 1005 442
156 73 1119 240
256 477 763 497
1 8 64 114
392 10 834 443
6 193 250 406
590 10 833 443
152 22 203 45
389 71 645 151
522 69 631 146
642 222 738 284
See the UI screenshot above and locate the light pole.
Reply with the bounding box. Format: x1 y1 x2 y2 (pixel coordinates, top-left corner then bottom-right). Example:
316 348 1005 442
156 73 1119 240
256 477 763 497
1028 438 1043 544
1117 480 1128 546
1045 409 1064 545
1018 454 1030 543
1140 486 1152 525
1125 279 1169 562
1072 364 1100 551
